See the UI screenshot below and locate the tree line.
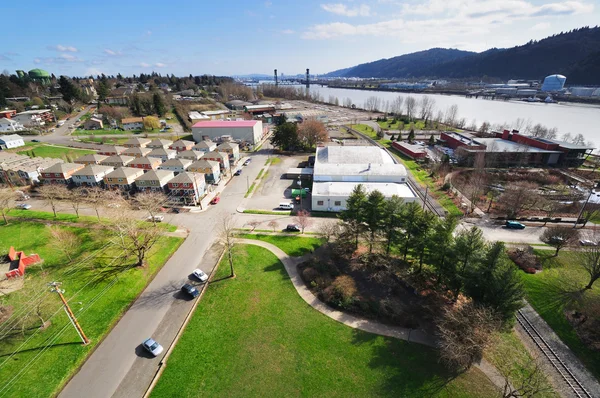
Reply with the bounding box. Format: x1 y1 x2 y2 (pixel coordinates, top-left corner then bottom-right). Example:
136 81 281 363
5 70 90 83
270 116 328 151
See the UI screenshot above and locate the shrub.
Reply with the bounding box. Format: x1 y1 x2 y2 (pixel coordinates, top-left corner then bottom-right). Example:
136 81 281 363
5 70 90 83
508 246 542 272
321 275 358 309
442 182 452 191
301 267 319 284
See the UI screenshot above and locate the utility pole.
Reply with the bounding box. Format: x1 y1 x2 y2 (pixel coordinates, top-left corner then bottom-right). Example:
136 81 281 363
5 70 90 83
422 186 429 211
575 188 594 228
48 282 90 345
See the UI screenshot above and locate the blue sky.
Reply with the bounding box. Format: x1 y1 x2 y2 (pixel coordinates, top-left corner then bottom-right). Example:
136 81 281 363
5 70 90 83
2 0 598 77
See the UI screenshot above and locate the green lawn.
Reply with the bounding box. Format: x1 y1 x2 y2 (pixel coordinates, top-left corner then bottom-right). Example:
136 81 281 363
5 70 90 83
0 218 184 397
243 209 291 216
77 136 130 145
16 144 95 160
72 128 142 136
236 233 324 256
520 250 600 380
151 244 498 398
377 120 426 130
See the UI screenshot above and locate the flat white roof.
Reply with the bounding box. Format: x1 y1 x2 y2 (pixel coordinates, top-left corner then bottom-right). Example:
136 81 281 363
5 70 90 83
474 138 562 154
315 146 395 165
313 182 416 199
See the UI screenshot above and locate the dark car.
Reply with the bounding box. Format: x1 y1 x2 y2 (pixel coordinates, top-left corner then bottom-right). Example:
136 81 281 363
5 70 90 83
181 283 200 298
286 224 301 232
234 169 242 176
244 158 251 166
505 221 526 229
31 139 40 143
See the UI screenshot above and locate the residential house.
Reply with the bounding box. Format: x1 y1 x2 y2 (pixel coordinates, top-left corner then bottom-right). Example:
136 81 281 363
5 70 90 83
122 147 152 158
147 147 177 162
0 153 62 186
0 134 25 149
169 139 194 152
188 159 220 183
167 172 206 205
100 155 135 168
40 162 85 185
74 154 108 165
104 167 145 191
216 142 240 164
121 117 144 131
128 156 161 171
0 110 17 119
72 165 114 187
12 109 54 127
202 151 230 171
0 118 25 133
176 150 203 161
147 139 172 149
192 140 217 152
134 170 174 192
189 111 210 125
201 110 230 120
97 145 126 156
83 117 103 130
123 137 151 148
158 158 192 175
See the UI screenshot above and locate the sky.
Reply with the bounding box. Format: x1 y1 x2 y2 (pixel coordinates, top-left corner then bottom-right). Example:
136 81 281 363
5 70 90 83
2 0 598 77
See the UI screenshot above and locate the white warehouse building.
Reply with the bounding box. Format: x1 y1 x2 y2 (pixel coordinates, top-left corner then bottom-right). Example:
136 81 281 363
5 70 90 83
311 146 417 212
191 120 263 145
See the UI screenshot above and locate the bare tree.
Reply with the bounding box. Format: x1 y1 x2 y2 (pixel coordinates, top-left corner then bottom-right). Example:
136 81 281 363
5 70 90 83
498 182 539 219
0 189 17 225
81 186 110 221
436 302 501 370
467 119 478 132
444 104 459 127
246 220 261 232
391 96 404 116
479 121 490 134
219 216 237 278
540 226 579 256
500 357 555 398
580 232 600 289
463 152 486 213
46 225 80 262
109 214 162 267
319 219 341 243
572 133 586 146
418 97 436 122
135 191 168 225
267 220 278 232
294 209 313 234
37 185 67 218
66 187 87 218
298 119 328 150
405 96 416 121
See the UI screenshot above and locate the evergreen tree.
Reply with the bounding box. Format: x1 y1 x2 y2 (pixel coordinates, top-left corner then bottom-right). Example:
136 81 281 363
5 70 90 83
97 79 110 102
153 92 166 116
340 184 368 249
408 129 415 143
429 134 435 146
383 196 404 254
363 190 387 253
399 201 423 260
270 122 299 151
58 76 80 103
427 216 458 285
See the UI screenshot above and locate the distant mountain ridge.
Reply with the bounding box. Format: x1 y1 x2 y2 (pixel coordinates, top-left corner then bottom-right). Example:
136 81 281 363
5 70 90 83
324 27 600 85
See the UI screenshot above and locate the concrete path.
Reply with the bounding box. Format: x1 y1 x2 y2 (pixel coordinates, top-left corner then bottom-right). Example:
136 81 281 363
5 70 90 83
235 238 507 391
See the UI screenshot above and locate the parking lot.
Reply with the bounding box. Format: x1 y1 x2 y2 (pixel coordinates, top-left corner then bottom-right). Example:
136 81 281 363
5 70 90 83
245 154 312 211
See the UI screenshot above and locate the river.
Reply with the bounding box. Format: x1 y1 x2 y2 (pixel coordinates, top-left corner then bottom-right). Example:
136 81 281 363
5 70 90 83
302 85 600 146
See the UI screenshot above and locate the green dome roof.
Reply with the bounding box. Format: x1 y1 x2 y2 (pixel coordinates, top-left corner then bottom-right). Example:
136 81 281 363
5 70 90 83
28 69 51 78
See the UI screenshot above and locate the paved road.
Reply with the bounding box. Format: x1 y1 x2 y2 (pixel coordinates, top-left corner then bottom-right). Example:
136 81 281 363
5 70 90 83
459 218 545 244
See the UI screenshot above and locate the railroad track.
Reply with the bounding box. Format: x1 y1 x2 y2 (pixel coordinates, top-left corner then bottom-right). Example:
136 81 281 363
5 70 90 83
516 310 593 398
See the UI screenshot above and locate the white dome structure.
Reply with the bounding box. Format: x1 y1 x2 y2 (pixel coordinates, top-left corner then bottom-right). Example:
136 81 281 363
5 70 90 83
541 74 566 92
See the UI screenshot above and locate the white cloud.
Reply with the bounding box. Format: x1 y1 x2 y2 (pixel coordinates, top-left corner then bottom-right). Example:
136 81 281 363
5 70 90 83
265 1 272 7
33 54 83 64
104 49 122 56
321 3 371 17
281 29 295 34
155 63 166 67
34 58 41 64
48 44 78 52
140 62 150 67
305 1 593 40
531 22 550 30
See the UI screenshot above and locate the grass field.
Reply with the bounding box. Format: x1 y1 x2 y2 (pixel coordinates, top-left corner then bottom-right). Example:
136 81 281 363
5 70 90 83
243 209 291 216
16 144 95 160
151 244 498 398
0 217 183 397
77 136 130 145
378 120 426 130
520 251 600 380
236 233 324 256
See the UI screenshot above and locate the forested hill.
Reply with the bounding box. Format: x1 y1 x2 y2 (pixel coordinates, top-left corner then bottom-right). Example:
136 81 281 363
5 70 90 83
325 27 600 85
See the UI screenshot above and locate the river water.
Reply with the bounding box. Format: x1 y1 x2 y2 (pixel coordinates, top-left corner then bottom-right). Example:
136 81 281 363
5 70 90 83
303 85 600 146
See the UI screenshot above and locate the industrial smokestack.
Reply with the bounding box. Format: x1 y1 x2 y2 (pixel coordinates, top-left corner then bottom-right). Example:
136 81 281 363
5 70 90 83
306 68 310 88
274 69 278 86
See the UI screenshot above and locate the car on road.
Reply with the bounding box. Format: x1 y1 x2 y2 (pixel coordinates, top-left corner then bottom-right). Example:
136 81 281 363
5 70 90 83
304 187 310 193
142 338 163 357
244 158 251 166
286 224 301 232
147 215 164 222
505 221 525 229
580 239 597 246
234 169 242 176
31 139 40 142
107 203 121 208
192 269 209 282
16 204 32 210
210 196 220 205
181 283 200 298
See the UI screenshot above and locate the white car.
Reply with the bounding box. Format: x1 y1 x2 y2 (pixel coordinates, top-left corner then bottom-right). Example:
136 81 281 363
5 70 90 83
580 239 597 246
16 204 32 210
147 215 164 222
142 338 163 357
192 269 209 282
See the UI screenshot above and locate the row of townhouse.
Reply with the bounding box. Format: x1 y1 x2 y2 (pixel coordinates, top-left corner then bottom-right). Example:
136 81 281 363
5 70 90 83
0 152 61 186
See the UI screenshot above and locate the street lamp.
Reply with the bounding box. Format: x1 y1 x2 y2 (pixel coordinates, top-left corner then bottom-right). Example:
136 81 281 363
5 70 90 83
297 178 302 209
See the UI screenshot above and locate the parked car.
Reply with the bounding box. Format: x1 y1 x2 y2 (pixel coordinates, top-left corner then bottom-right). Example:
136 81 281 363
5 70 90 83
304 187 310 193
234 169 242 176
181 283 200 298
286 224 301 232
580 239 597 246
211 196 220 205
16 195 30 201
16 204 32 210
192 268 209 282
244 158 251 166
32 139 40 143
147 215 164 222
278 202 294 210
142 338 163 357
505 221 525 229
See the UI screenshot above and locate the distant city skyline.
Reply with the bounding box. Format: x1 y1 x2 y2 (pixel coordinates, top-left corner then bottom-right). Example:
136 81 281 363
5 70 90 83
3 0 598 77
